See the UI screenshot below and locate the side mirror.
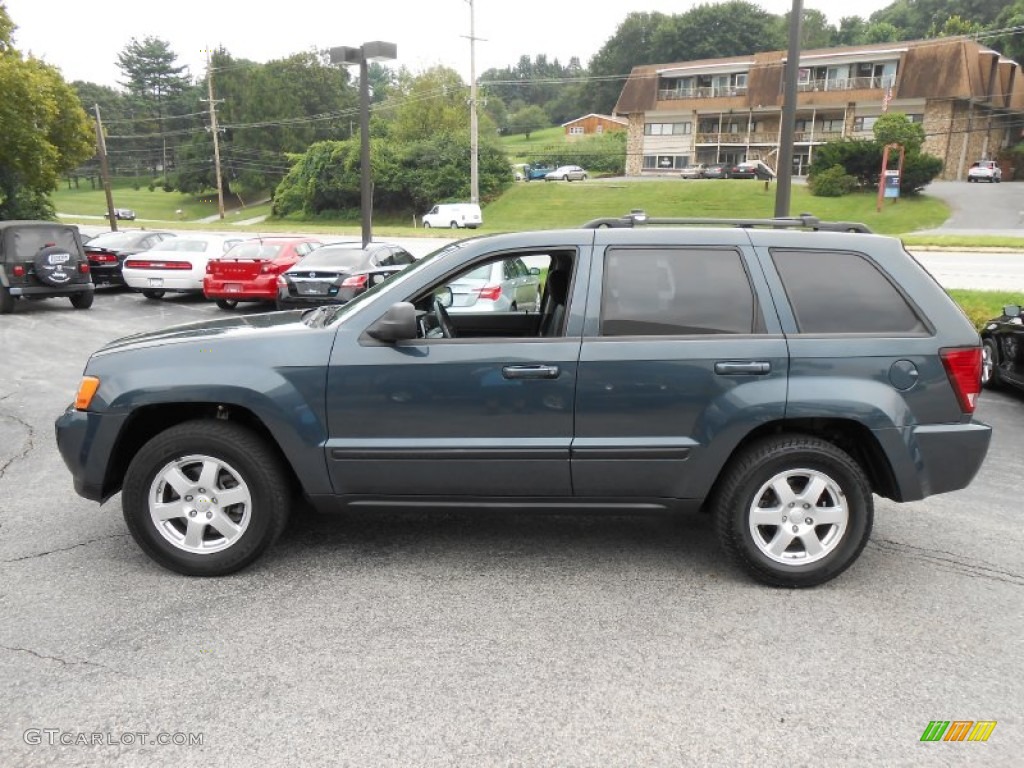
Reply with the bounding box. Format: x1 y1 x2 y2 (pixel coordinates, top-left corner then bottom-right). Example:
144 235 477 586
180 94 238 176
433 286 454 308
529 267 540 276
366 302 417 342
1003 305 1021 318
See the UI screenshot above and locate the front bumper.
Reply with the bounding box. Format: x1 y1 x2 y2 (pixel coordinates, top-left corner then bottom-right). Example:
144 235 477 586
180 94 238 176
54 406 130 502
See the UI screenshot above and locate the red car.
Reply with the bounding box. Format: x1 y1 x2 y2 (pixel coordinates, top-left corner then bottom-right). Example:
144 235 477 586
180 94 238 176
203 236 322 309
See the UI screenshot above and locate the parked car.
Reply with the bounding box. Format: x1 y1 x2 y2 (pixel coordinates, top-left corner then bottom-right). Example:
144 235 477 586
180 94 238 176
422 203 482 230
203 236 323 309
55 211 990 586
981 303 1024 392
446 256 542 313
679 164 708 179
122 234 246 299
84 230 176 287
113 208 136 221
730 161 776 180
0 221 94 314
524 164 555 181
277 241 416 310
967 160 1001 183
544 165 587 182
703 163 729 179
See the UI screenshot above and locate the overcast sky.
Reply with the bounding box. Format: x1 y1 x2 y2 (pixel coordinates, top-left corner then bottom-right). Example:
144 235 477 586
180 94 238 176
6 0 896 87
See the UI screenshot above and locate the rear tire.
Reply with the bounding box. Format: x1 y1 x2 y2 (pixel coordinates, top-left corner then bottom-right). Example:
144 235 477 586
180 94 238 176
216 299 238 310
450 222 459 229
122 420 291 576
423 222 432 229
0 285 15 314
69 291 94 309
142 289 165 300
713 434 872 587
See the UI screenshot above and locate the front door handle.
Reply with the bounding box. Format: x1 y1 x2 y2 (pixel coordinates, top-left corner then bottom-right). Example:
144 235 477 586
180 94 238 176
714 361 771 375
502 364 561 380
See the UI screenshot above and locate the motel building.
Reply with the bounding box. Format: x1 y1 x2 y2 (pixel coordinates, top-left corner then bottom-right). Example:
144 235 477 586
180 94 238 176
614 37 1024 180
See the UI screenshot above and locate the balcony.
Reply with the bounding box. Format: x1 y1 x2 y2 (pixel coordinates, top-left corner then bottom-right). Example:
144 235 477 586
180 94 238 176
658 85 748 101
797 75 894 93
695 132 778 145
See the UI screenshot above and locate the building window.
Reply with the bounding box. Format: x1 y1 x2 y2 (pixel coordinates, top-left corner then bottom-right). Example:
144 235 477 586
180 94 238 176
596 124 604 133
820 119 844 132
569 126 584 135
906 113 924 124
853 116 878 132
644 122 693 136
644 155 690 170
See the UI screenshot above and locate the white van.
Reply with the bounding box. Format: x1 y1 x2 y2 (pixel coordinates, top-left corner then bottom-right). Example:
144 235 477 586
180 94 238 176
421 203 482 229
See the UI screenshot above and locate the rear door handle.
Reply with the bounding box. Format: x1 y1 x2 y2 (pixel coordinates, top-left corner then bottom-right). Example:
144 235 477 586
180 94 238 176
714 361 771 375
502 364 561 380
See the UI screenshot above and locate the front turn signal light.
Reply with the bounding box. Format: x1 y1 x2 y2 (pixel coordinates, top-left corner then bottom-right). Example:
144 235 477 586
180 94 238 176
75 376 100 410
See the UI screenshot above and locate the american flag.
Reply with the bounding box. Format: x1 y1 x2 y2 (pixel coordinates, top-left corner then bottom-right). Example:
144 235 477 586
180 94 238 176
882 83 893 113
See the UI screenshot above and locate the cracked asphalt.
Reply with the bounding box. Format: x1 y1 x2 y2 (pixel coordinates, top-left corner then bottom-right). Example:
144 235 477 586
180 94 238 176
2 281 1023 767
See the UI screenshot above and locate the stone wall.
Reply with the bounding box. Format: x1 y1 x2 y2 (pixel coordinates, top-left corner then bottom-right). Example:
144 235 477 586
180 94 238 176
625 113 645 176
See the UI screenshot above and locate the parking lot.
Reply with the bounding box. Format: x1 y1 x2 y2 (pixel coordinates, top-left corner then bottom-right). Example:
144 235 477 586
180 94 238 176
2 278 1023 766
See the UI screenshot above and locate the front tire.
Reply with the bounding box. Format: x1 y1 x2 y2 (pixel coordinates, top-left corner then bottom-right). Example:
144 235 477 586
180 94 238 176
713 435 872 587
122 420 291 576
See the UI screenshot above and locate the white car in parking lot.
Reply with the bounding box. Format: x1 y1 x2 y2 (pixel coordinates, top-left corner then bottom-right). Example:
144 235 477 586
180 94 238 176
122 234 245 299
446 257 541 312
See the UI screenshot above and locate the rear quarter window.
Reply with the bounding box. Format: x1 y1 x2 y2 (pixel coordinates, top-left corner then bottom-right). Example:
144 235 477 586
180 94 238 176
771 248 927 334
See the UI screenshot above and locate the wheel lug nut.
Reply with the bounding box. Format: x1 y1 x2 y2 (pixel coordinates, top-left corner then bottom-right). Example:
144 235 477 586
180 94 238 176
792 525 799 533
788 502 795 508
782 516 787 522
211 498 217 504
803 503 811 509
198 488 206 493
188 510 196 517
805 517 813 525
185 495 193 502
206 511 213 519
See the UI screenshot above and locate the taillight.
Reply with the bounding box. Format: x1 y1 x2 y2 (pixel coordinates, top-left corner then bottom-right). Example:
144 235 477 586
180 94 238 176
78 263 90 273
341 274 368 288
277 276 288 287
940 347 982 413
90 252 117 263
477 284 502 301
13 265 25 277
125 260 191 270
260 261 279 274
206 262 215 273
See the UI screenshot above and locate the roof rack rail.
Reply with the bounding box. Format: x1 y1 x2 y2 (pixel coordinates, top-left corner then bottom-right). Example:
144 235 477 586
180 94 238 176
582 209 873 233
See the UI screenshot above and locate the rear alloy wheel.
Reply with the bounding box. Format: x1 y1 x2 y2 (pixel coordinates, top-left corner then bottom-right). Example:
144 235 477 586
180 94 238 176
122 420 291 576
450 221 459 229
423 222 432 229
142 289 165 300
69 291 94 309
216 299 238 310
0 285 15 314
713 435 872 587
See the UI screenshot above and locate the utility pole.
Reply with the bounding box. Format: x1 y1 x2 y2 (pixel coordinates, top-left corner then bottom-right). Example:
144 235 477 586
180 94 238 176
94 104 117 232
465 0 481 204
775 0 803 218
202 49 226 220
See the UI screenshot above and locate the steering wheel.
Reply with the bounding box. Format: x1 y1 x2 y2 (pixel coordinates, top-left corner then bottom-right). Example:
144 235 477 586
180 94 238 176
432 295 456 339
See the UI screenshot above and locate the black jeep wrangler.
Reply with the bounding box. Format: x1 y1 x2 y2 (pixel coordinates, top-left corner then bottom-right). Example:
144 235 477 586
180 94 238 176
0 221 94 314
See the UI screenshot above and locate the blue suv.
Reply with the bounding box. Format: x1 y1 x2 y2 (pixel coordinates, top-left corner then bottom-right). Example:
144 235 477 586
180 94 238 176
55 213 990 586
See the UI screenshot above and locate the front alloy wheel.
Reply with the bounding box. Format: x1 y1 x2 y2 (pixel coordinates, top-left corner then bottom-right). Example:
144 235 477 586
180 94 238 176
122 420 290 576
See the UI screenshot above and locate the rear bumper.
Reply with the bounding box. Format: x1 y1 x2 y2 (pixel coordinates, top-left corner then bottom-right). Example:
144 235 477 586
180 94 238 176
124 273 203 292
876 420 992 502
204 276 277 301
9 283 93 297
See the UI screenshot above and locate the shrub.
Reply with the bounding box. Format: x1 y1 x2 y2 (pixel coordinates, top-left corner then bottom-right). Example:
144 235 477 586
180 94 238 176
808 165 858 197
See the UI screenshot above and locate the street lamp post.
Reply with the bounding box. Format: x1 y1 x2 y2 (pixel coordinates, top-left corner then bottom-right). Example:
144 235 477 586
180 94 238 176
330 41 397 247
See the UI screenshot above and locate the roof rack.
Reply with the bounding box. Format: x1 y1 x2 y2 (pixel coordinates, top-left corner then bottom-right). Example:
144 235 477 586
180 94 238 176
582 210 873 233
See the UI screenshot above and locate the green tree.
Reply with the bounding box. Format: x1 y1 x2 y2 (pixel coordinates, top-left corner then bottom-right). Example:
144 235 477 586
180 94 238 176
863 22 901 43
651 2 785 66
0 6 94 219
389 66 471 143
873 112 925 153
928 14 984 37
833 16 868 46
584 12 668 115
507 105 549 139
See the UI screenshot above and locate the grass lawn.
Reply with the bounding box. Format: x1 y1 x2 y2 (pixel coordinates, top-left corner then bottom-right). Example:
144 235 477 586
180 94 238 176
54 175 947 239
947 289 1021 331
499 127 568 164
902 234 1024 249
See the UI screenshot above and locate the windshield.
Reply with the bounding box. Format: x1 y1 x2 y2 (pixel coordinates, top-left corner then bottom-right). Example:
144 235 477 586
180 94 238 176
87 232 142 247
151 239 214 252
294 247 368 270
226 242 286 260
8 226 79 258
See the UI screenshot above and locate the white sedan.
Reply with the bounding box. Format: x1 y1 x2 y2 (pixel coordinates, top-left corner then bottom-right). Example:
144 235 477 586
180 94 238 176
544 165 587 182
122 234 245 299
